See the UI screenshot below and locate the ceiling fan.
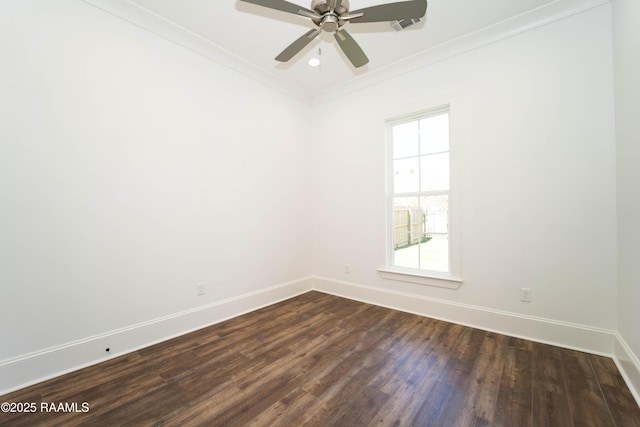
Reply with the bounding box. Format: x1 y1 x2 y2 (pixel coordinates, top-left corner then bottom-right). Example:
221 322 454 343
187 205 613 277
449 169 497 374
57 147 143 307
238 0 428 68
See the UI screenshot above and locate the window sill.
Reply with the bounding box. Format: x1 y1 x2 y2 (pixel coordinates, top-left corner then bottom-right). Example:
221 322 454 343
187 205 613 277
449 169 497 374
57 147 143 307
377 268 463 289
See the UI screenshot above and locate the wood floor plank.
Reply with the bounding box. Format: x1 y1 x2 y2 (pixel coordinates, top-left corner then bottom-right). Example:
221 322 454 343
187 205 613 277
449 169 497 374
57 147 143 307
331 385 391 427
466 333 510 426
1 291 638 426
410 328 497 426
90 381 187 426
589 354 640 427
492 346 533 427
366 318 451 426
246 387 318 427
532 343 575 427
562 350 616 427
388 323 470 426
306 349 394 425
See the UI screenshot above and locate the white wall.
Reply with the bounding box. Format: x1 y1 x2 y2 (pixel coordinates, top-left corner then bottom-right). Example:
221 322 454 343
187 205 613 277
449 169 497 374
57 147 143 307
312 5 617 330
613 0 640 374
0 0 311 364
1 0 633 397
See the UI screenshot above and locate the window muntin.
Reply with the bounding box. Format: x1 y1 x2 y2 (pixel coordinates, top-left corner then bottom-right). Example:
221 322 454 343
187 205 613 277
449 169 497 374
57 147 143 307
388 109 451 274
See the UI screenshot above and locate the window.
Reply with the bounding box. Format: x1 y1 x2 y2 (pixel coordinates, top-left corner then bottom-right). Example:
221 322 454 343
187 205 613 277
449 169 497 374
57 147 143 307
380 107 461 288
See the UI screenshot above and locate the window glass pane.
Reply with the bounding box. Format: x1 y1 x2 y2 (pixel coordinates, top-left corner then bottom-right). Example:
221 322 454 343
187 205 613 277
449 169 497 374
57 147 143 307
421 195 449 234
392 121 419 159
393 157 419 193
419 234 449 272
393 197 424 269
394 242 420 269
393 197 414 249
420 113 449 154
419 195 449 272
420 153 449 192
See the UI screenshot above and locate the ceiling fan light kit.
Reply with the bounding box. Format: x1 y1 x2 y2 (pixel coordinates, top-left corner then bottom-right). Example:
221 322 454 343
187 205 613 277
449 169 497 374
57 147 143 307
239 0 428 68
308 47 322 67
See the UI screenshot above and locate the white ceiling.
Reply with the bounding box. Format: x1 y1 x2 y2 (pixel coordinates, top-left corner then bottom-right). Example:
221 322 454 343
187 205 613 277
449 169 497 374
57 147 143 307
84 0 608 103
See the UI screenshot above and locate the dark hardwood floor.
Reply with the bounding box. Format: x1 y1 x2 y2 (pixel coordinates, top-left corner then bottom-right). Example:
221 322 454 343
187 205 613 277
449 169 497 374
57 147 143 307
2 291 639 426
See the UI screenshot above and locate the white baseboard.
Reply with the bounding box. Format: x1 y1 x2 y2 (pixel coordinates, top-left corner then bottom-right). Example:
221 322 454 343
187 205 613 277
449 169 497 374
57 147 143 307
0 277 313 396
312 276 617 356
614 333 640 407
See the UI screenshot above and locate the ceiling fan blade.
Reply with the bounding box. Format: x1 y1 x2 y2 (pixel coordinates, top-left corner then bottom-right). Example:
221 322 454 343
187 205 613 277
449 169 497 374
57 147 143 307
334 29 369 68
349 0 427 24
275 28 321 62
238 0 315 17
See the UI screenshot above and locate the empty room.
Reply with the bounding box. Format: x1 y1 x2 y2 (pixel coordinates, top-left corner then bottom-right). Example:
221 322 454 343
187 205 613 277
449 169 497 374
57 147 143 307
1 0 639 425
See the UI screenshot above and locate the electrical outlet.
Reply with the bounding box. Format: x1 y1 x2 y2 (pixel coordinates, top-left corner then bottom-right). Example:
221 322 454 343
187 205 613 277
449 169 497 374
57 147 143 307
197 283 205 296
521 288 531 302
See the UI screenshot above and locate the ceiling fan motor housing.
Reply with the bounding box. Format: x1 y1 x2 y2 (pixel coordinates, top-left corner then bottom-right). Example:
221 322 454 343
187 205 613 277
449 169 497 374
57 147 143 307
311 0 350 31
311 0 350 15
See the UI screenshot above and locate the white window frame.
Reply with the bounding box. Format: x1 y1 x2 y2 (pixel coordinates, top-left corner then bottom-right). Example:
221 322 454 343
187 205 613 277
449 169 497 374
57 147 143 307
378 105 462 289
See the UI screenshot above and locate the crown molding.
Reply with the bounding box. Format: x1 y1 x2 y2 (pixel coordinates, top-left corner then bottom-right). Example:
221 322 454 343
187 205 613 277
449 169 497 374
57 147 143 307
82 0 312 105
310 0 611 105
